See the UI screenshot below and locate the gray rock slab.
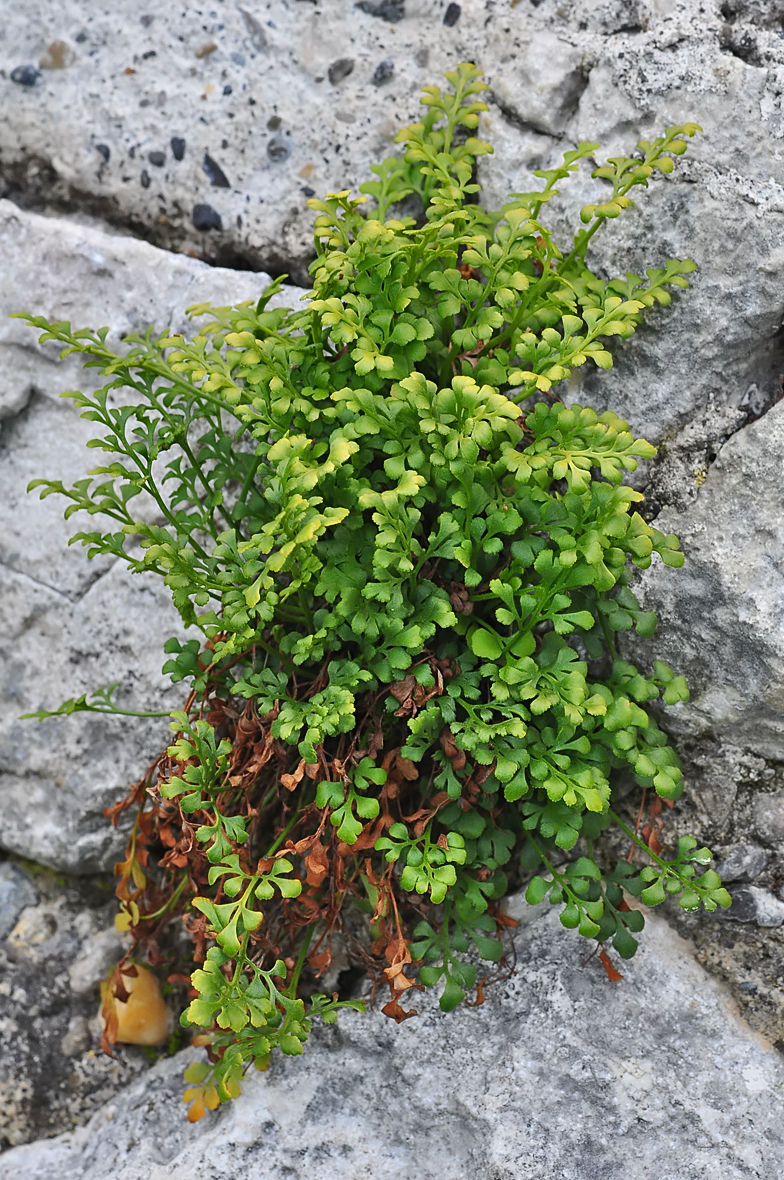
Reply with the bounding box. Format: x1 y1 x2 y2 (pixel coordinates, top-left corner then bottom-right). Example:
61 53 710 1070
0 390 119 599
67 927 125 996
2 4 784 442
0 197 302 423
0 861 37 939
0 560 182 872
752 791 784 843
0 203 306 873
626 397 784 761
480 19 784 443
715 844 769 883
0 864 153 1147
0 199 305 598
2 901 783 1179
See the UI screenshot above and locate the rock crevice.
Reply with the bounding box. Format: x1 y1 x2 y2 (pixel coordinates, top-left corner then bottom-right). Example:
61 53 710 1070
3 1 784 1171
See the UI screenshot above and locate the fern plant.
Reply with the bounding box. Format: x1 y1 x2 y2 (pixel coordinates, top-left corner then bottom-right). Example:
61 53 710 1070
18 64 729 1121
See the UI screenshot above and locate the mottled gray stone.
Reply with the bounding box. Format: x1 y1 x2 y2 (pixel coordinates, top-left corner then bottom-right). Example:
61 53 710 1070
2 902 783 1180
0 861 37 939
752 791 784 843
0 202 307 873
67 927 124 995
719 885 784 928
626 399 784 762
487 28 589 136
715 844 769 882
0 868 153 1148
0 559 184 872
0 198 298 428
2 2 784 1167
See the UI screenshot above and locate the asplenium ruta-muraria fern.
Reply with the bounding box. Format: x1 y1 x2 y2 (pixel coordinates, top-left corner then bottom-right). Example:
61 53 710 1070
18 63 729 1121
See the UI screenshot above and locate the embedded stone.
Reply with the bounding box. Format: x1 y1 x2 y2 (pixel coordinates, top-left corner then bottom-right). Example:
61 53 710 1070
10 65 40 86
327 57 355 85
719 885 784 928
752 791 784 843
0 862 38 940
192 203 222 231
201 153 230 188
714 844 769 882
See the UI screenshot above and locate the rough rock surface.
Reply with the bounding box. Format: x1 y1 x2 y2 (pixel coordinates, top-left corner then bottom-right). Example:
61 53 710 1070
2 900 783 1180
2 0 784 1166
0 197 300 425
0 856 157 1149
0 862 38 940
0 200 305 873
627 398 784 761
2 2 784 442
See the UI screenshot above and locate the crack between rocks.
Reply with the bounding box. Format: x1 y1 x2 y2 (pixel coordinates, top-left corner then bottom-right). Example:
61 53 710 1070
489 93 567 142
0 555 119 604
0 381 35 429
642 382 784 521
0 175 312 285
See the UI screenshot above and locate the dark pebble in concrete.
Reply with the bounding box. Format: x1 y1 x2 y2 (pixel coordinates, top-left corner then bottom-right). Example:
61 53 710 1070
372 58 394 86
444 2 461 26
10 64 41 86
96 143 110 162
357 0 405 21
140 169 151 188
193 203 223 230
328 57 355 85
202 153 230 187
170 136 186 161
148 150 166 167
267 134 291 162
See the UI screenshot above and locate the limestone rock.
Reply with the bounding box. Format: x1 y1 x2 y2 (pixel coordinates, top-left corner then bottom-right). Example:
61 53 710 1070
0 559 185 873
718 885 784 927
626 398 784 762
0 863 153 1148
2 902 783 1179
715 844 769 882
0 862 37 939
0 201 306 873
0 198 298 426
487 29 589 137
68 928 124 996
2 3 783 442
752 791 784 843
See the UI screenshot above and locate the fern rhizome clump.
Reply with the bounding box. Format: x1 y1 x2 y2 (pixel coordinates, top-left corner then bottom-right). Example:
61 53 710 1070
19 64 729 1120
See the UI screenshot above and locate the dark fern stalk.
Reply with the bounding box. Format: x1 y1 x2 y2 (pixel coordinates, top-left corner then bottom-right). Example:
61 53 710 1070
17 63 728 1120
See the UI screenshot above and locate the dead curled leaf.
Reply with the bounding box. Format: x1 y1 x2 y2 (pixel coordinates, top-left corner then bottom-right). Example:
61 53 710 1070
381 997 418 1023
304 841 330 887
281 758 308 791
449 581 474 616
599 948 624 983
389 663 446 718
100 962 169 1050
440 726 467 771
